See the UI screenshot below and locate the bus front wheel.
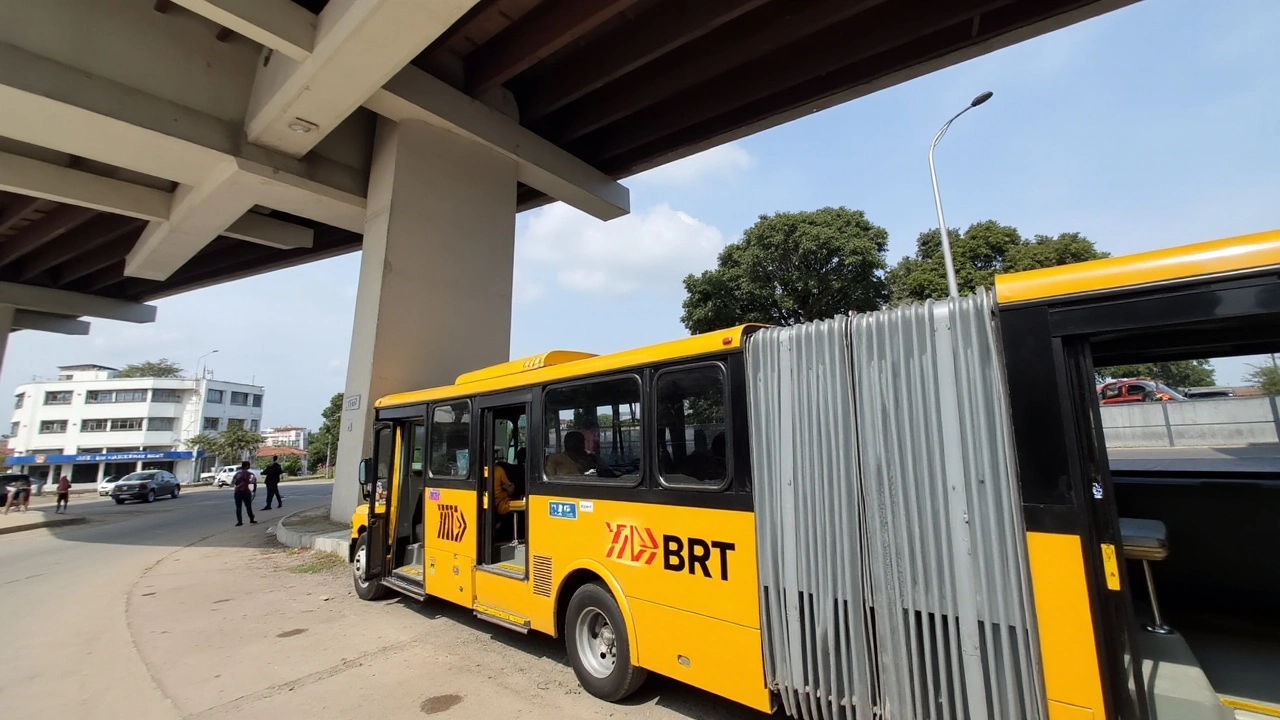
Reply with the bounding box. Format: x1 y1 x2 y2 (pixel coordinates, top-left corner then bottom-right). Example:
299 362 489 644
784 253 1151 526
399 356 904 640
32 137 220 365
565 582 647 702
352 534 390 601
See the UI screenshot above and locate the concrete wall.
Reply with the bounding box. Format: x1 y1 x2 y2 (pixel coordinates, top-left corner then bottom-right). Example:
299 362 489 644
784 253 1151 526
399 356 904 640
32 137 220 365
1100 396 1280 448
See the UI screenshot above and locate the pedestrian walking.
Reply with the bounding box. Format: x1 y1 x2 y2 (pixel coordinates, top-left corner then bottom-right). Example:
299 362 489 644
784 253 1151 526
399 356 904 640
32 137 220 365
260 455 284 511
232 461 257 526
3 474 31 514
55 475 72 514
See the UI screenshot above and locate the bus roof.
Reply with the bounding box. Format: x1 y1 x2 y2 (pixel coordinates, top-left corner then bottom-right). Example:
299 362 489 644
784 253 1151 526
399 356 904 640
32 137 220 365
375 324 766 409
995 228 1280 305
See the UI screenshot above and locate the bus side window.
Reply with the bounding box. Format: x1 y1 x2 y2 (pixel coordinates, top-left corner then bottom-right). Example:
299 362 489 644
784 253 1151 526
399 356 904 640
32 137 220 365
542 376 643 486
655 363 730 491
428 400 471 479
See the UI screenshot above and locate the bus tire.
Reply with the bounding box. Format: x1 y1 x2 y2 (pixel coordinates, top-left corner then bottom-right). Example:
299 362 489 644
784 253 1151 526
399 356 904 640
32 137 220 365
565 582 647 702
352 534 390 601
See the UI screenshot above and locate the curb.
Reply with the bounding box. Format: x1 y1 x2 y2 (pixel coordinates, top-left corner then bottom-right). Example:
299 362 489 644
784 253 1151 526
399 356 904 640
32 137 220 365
274 506 349 558
0 515 87 536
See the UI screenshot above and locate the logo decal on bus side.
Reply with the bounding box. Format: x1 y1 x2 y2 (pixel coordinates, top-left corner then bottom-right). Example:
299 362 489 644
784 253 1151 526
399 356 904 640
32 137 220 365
605 522 659 565
436 504 467 543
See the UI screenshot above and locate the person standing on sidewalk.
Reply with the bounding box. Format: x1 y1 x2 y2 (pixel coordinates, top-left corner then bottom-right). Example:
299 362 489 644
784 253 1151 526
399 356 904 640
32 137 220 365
232 461 257 526
3 474 31 514
55 475 72 514
260 456 284 511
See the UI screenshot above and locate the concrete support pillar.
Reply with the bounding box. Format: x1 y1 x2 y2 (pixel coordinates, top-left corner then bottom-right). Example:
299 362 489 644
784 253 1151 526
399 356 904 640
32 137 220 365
331 118 517 522
0 303 13 378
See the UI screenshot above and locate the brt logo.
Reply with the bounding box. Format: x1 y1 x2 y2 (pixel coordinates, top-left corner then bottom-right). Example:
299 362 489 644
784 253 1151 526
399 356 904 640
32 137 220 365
605 523 735 580
436 504 467 543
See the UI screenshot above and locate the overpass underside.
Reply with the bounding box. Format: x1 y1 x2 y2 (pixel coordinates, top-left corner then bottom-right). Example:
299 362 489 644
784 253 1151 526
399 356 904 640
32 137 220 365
0 0 1131 517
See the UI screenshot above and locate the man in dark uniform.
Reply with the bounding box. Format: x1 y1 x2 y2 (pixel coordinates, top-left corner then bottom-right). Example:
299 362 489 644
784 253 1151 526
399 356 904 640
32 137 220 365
232 461 257 526
261 455 284 510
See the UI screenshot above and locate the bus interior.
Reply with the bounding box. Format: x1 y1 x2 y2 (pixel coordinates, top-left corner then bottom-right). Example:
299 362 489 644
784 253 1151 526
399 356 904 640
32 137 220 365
1077 276 1280 718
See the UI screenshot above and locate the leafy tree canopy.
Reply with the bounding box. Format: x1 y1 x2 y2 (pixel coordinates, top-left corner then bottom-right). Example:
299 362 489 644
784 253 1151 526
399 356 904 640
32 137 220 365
886 221 1108 303
117 358 183 378
681 207 889 334
1097 360 1216 390
1246 362 1280 395
308 392 344 470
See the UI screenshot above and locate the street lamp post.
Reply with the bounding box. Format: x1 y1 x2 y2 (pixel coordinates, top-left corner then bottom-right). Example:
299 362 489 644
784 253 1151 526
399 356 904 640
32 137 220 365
195 349 219 379
929 91 993 299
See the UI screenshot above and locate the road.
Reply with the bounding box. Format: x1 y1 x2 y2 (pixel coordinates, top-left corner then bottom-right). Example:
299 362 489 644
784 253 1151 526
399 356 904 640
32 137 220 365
0 481 759 720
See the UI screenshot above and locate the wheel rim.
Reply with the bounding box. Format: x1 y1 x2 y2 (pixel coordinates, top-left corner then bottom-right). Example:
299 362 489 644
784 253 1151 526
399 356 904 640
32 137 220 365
148 491 155 502
174 486 180 497
353 545 368 587
575 607 617 679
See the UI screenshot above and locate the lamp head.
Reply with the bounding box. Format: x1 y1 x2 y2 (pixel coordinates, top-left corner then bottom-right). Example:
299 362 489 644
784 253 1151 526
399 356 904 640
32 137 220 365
971 91 994 107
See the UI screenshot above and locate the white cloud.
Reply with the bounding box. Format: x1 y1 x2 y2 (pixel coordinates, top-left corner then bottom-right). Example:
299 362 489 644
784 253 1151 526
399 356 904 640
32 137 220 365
632 142 756 186
516 203 725 298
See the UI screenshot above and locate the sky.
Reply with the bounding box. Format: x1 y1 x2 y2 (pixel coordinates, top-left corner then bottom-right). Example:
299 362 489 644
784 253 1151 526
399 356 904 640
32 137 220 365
4 0 1279 430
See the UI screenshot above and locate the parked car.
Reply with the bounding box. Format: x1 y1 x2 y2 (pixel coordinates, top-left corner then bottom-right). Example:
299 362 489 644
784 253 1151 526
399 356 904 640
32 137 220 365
110 470 181 504
1098 379 1187 404
213 465 259 488
97 474 123 496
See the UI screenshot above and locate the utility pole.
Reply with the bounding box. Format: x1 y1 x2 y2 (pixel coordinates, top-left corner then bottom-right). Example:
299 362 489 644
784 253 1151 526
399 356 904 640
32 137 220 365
326 438 333 479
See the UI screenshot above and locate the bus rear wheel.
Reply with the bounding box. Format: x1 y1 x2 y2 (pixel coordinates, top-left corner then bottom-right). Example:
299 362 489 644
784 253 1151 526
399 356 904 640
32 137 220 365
565 582 647 702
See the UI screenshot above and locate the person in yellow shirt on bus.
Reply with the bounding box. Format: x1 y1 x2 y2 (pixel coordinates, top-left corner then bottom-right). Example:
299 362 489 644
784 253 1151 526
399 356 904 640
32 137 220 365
493 448 526 543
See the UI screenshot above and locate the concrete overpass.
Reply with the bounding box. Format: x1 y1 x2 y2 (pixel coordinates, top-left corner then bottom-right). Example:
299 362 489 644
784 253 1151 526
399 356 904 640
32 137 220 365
0 0 1135 519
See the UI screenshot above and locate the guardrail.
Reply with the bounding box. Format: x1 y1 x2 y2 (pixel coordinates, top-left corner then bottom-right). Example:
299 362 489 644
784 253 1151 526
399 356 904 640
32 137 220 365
1100 395 1280 448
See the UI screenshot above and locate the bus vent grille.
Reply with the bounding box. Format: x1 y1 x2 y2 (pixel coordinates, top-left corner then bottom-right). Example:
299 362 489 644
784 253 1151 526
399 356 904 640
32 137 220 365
532 555 553 597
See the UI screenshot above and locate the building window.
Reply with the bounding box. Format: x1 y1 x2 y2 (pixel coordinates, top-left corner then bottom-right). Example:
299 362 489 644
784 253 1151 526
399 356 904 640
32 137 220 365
151 389 181 403
39 420 68 434
110 418 144 431
115 389 148 403
252 394 263 407
44 391 73 405
249 419 260 432
147 418 175 431
86 390 112 404
230 391 248 406
85 389 148 404
57 374 72 381
428 401 471 479
14 393 24 409
542 376 643 486
81 419 109 432
654 364 730 491
206 389 224 404
9 421 18 436
203 417 220 431
228 418 245 430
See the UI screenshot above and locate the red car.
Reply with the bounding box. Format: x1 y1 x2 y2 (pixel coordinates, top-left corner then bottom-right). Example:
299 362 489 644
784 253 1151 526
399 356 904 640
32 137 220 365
1097 379 1186 404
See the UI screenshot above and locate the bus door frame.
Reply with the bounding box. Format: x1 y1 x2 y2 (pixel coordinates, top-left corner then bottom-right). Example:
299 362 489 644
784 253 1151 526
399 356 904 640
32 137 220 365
475 390 533 571
363 421 394 583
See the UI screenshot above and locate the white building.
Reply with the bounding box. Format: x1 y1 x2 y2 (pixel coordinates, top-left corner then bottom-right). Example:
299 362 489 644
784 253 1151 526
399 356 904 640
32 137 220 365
7 364 264 485
261 425 309 451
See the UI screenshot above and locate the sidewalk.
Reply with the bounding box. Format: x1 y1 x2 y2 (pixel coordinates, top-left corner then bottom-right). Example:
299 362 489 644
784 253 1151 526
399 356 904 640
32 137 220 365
0 507 86 535
274 504 349 556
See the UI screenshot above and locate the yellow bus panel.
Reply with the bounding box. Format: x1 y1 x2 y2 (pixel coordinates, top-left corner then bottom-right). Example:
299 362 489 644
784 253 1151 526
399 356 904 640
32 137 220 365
995 228 1280 305
1026 531 1106 718
424 487 478 607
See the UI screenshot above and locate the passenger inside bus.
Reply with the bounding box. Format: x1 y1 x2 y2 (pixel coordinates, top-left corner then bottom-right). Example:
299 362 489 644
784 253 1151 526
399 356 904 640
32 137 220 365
676 432 726 482
546 431 595 475
493 447 525 544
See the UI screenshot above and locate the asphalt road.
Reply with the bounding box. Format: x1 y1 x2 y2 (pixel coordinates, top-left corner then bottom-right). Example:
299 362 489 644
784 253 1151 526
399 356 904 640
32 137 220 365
0 481 335 720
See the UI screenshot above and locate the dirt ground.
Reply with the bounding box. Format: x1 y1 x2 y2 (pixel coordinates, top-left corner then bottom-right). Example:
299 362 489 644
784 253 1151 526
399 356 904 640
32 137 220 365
128 526 771 719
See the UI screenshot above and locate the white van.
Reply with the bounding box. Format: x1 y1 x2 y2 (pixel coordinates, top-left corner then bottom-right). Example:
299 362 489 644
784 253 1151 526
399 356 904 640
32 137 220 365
212 465 260 488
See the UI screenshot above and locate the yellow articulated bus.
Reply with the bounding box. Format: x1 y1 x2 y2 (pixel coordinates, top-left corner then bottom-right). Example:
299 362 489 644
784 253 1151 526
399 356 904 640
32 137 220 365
350 229 1280 720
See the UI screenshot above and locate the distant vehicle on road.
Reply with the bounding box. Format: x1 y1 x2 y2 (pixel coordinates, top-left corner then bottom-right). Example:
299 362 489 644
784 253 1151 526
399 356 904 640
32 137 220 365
1183 387 1236 399
212 465 259 488
1098 378 1186 404
111 470 181 504
97 474 123 496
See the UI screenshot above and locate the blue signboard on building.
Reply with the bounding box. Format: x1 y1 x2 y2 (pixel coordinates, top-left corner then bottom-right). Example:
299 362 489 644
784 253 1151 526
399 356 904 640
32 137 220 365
5 450 204 466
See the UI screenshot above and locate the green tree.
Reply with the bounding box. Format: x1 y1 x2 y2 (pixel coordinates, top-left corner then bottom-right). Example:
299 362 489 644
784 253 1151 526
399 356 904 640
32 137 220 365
282 455 304 476
1097 360 1216 390
308 392 344 472
214 425 264 463
886 222 1109 303
1245 362 1280 395
183 433 217 475
681 207 889 334
117 358 183 378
